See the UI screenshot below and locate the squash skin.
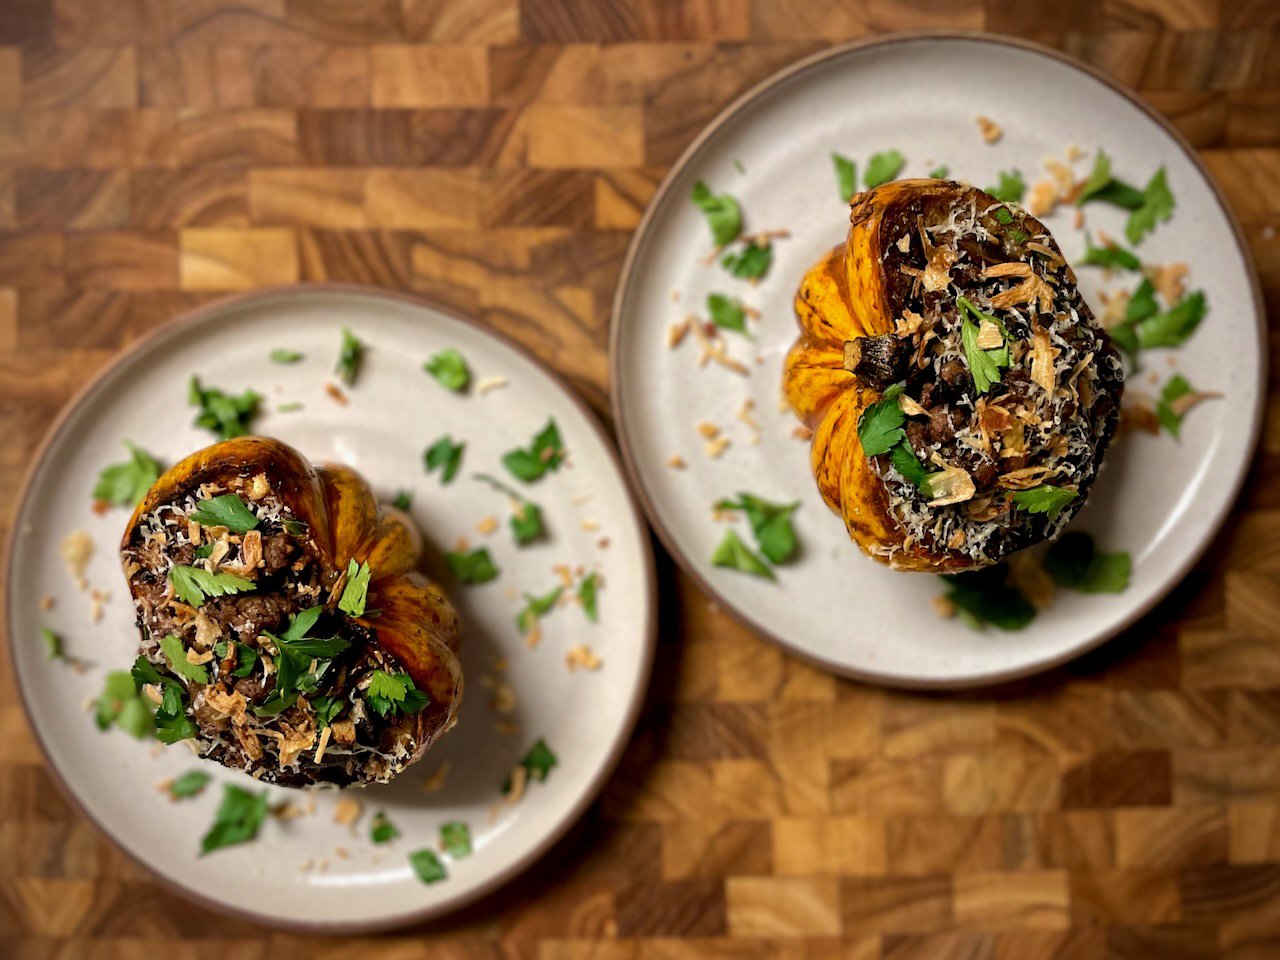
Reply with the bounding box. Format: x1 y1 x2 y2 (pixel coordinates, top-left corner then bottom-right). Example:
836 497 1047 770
122 436 463 775
783 179 1118 573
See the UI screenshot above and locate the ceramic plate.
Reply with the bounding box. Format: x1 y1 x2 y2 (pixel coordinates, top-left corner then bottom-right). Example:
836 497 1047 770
7 286 655 931
611 34 1264 687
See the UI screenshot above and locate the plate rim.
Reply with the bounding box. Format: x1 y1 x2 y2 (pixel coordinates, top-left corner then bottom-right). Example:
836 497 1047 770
608 29 1267 690
2 282 659 933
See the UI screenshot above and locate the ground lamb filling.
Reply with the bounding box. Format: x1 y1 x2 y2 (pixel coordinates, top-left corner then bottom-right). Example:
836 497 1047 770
122 474 423 788
853 188 1123 566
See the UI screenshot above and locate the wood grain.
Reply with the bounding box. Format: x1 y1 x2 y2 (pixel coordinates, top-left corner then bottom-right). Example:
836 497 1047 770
2 1 1280 957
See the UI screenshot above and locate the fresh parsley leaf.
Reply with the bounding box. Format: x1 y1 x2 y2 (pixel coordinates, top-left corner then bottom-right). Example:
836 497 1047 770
510 500 544 545
130 654 169 689
1044 532 1132 594
578 572 599 622
277 402 304 413
993 206 1014 225
1127 278 1159 324
446 547 499 584
961 317 1010 394
281 605 323 642
156 692 199 744
42 627 63 661
986 169 1025 203
833 152 857 200
274 633 350 659
928 165 949 179
269 349 302 364
707 293 748 335
193 543 214 560
1125 166 1174 245
188 493 258 533
424 435 464 485
336 327 364 386
1156 373 1196 437
517 586 563 633
95 671 153 738
691 181 741 247
721 241 773 280
519 738 557 782
1081 233 1142 271
160 633 209 685
168 565 255 607
1011 484 1078 519
889 440 931 494
502 419 565 483
311 695 344 728
440 821 472 858
283 518 307 536
189 376 261 440
864 149 904 188
715 493 800 565
409 848 447 884
167 770 212 800
391 489 413 511
1135 291 1206 349
92 440 160 508
1076 150 1114 206
365 670 430 717
856 382 907 457
200 784 269 855
424 348 470 392
941 567 1036 631
338 559 372 616
228 641 259 678
711 528 773 579
370 810 399 844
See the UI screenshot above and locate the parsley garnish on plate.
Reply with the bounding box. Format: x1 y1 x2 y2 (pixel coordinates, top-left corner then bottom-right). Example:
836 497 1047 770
370 810 399 844
167 770 212 800
391 489 413 511
1156 374 1196 437
577 572 600 622
985 169 1025 204
518 738 557 783
424 435 464 485
189 376 261 440
335 327 364 386
1125 167 1174 245
94 671 153 738
445 547 499 584
1135 290 1207 349
200 784 270 855
338 559 372 616
440 821 472 858
474 473 544 545
721 241 772 280
409 848 447 884
714 493 800 565
710 528 773 579
1080 233 1141 272
502 419 565 483
1044 532 1131 594
691 181 742 247
940 567 1037 631
269 349 302 364
188 493 258 533
864 149 904 189
92 440 160 508
160 633 209 685
168 565 255 607
707 293 748 335
928 165 949 179
42 627 63 661
365 670 430 717
833 153 857 201
424 348 470 392
857 382 907 456
517 586 563 634
1011 484 1078 519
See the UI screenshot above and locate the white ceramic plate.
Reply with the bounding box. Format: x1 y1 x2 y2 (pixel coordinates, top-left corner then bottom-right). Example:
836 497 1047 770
612 34 1264 688
7 286 655 931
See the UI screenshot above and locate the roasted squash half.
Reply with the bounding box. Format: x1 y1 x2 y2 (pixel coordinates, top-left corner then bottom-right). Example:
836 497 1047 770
121 437 463 787
783 179 1123 572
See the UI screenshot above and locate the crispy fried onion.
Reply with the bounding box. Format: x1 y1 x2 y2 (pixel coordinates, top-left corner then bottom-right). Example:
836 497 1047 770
926 454 976 507
984 262 1055 314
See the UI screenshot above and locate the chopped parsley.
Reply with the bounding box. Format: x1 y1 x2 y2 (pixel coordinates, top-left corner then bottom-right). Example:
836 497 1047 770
864 149 904 189
474 473 544 545
502 419 565 483
335 327 364 386
1011 484 1078 519
1044 532 1131 594
440 821 472 858
168 565 255 607
707 293 748 335
985 169 1025 204
941 567 1036 631
1156 373 1202 438
691 180 742 247
517 738 557 783
283 518 307 536
277 402 303 413
833 152 857 201
961 315 1010 394
445 547 499 584
857 382 907 456
424 348 470 392
1135 290 1206 349
131 655 199 742
714 493 799 565
94 671 153 738
160 633 209 685
1076 151 1119 206
365 670 430 717
578 572 600 622
711 527 773 579
1081 232 1141 272
269 349 302 364
337 559 372 616
721 241 773 280
200 784 270 855
517 586 563 633
167 770 212 800
890 441 931 495
370 810 399 844
928 165 949 179
409 848 447 884
189 376 261 440
42 627 63 661
188 493 258 533
1125 167 1175 245
391 489 413 511
91 440 160 508
311 695 344 728
424 435 464 485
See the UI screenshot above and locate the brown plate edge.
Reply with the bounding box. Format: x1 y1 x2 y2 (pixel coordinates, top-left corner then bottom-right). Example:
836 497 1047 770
2 282 660 934
607 29 1268 691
